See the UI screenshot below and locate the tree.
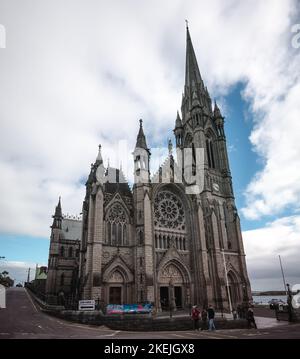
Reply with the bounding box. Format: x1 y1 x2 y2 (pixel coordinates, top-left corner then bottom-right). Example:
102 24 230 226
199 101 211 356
0 271 14 287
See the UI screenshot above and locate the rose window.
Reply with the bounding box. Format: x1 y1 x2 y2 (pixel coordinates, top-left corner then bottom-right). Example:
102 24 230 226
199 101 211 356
154 191 185 230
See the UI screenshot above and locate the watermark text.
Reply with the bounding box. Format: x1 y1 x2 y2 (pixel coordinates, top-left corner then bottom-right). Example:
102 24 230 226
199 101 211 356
291 24 300 49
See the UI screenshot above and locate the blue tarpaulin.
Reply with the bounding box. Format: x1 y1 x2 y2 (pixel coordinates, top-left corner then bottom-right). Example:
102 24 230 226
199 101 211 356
107 303 152 314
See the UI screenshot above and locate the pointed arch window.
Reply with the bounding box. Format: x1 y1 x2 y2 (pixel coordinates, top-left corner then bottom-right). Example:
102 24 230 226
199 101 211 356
60 273 65 286
68 247 73 258
138 229 144 245
106 203 128 246
206 137 216 169
227 271 240 305
60 246 65 257
192 143 196 176
210 141 215 168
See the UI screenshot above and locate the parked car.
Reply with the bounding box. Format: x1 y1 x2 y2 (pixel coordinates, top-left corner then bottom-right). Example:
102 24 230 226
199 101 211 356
16 283 23 287
269 299 286 309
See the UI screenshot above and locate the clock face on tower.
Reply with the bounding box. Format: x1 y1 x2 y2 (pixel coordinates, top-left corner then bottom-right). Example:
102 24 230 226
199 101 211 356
213 183 219 192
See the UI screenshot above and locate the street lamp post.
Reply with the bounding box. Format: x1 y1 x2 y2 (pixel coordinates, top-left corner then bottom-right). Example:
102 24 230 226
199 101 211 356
286 283 294 322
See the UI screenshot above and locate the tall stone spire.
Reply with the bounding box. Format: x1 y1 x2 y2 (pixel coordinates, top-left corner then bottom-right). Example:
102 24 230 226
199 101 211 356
185 25 205 93
182 25 212 119
54 197 62 217
175 110 182 128
95 144 103 164
213 100 223 119
135 119 148 150
133 119 150 184
52 197 63 229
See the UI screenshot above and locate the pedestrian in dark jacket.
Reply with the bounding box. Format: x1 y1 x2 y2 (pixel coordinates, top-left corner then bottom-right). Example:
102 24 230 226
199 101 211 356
201 308 208 330
232 308 237 320
191 305 200 330
247 307 257 329
207 305 216 331
237 304 242 319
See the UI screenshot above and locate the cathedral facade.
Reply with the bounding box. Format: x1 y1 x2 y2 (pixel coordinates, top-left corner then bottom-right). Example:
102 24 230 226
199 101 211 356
46 27 251 311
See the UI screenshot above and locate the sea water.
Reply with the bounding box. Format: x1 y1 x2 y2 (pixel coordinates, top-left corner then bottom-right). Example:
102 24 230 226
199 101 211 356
252 295 287 305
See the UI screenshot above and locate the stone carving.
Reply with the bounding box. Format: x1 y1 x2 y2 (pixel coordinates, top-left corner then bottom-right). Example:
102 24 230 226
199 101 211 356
109 270 124 283
160 264 183 284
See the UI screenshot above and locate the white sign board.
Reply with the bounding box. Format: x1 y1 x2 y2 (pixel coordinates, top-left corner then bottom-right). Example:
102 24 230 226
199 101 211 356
78 299 95 311
0 284 6 309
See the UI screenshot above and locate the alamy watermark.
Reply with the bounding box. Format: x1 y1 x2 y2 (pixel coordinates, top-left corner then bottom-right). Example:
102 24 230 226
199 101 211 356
0 24 6 49
95 140 205 195
291 23 300 49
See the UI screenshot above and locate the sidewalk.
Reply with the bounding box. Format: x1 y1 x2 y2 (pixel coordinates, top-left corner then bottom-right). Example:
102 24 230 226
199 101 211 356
255 316 289 329
155 309 287 329
155 309 233 320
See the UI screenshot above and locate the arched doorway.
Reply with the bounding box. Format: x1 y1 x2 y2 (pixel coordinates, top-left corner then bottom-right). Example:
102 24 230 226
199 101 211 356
107 270 124 305
228 271 240 307
102 258 134 306
158 262 189 310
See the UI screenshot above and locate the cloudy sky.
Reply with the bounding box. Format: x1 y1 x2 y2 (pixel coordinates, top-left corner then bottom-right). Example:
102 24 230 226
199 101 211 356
0 0 300 290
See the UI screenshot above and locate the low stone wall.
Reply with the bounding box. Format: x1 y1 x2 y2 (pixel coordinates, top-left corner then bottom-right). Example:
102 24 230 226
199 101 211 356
26 287 64 312
43 309 248 331
27 287 248 331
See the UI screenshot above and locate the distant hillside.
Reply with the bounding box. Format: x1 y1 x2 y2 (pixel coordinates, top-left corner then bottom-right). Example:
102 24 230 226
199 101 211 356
252 291 286 296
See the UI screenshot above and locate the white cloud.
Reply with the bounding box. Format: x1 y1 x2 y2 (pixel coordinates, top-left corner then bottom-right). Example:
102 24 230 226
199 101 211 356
242 82 300 219
243 215 300 291
0 0 299 247
0 260 40 284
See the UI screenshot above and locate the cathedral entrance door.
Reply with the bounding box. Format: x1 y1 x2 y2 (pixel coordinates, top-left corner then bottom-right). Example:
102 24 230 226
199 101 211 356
109 287 121 304
174 286 182 308
160 287 169 310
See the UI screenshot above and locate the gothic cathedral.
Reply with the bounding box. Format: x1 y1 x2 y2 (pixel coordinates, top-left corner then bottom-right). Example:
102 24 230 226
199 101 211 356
46 26 251 311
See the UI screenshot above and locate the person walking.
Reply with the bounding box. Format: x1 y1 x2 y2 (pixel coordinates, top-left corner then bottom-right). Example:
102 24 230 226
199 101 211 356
207 305 216 331
246 307 257 329
191 305 200 331
237 304 242 319
200 308 208 330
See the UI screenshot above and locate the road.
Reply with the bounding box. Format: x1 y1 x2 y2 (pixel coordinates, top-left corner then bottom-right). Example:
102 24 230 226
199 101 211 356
0 288 300 339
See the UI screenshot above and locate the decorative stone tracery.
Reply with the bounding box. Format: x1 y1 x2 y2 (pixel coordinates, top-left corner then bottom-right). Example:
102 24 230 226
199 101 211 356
154 191 185 230
106 203 128 246
154 191 187 251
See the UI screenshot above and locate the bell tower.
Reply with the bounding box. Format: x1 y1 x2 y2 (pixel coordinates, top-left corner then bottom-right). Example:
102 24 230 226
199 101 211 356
132 119 155 303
